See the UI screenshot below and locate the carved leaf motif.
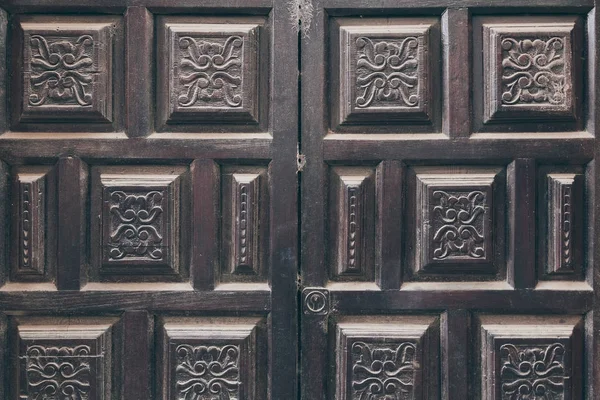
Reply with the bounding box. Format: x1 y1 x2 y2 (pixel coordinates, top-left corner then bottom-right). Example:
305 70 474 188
500 37 567 106
28 35 95 107
499 343 567 400
175 344 241 400
24 345 92 400
351 341 417 400
177 36 244 108
431 190 486 260
355 36 420 109
108 190 164 260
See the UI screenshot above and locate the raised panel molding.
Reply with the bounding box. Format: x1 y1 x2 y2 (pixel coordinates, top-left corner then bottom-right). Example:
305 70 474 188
12 316 118 400
410 167 504 277
12 16 118 125
158 316 266 400
90 166 189 281
333 18 439 127
221 166 269 282
10 166 56 282
333 315 440 400
158 17 264 127
477 315 583 400
481 16 583 124
547 173 584 276
329 167 375 281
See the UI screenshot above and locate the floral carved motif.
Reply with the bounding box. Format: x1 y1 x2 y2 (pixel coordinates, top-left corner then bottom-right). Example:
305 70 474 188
175 344 241 400
351 341 417 400
177 36 244 108
499 343 567 400
28 35 95 107
432 190 487 260
24 345 92 400
355 36 420 109
500 37 566 106
107 190 164 261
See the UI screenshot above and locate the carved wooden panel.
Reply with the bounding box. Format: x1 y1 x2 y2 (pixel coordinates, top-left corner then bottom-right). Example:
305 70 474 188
473 16 584 132
221 166 269 282
329 167 375 282
476 315 583 400
331 17 441 131
12 16 119 125
12 316 118 400
538 166 585 281
333 315 439 400
407 167 505 278
90 166 189 281
158 316 266 400
10 166 56 283
157 17 266 129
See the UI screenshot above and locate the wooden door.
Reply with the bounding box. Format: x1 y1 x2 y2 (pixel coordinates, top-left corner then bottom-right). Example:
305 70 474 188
300 0 599 399
0 1 298 399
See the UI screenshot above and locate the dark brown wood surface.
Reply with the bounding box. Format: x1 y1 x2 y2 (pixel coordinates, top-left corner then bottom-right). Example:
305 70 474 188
0 0 599 398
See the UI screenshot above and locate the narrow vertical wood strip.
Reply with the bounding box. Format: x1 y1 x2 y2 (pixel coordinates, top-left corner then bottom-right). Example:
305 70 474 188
377 161 403 290
507 158 536 289
442 8 471 138
0 313 7 400
125 7 153 137
0 161 7 287
0 8 7 134
57 157 87 290
122 311 152 400
191 159 219 290
441 310 469 400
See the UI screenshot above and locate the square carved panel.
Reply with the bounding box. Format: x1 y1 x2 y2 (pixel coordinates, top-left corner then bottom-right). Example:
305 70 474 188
12 316 119 400
221 166 269 283
90 166 189 281
333 315 440 400
476 315 583 400
158 317 267 400
331 17 440 129
158 17 265 128
480 16 583 125
328 166 376 282
10 166 57 283
12 16 118 125
407 167 505 278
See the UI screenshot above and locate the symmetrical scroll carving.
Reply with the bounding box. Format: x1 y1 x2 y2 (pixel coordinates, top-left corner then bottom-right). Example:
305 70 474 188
28 34 95 107
351 341 417 399
499 343 567 399
354 36 420 109
329 167 375 281
546 173 583 276
177 36 243 108
25 345 93 400
175 344 241 400
414 168 500 275
500 37 566 106
431 190 487 260
107 190 165 261
161 19 262 125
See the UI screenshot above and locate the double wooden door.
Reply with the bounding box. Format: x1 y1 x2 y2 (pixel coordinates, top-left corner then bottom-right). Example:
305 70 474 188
0 0 598 398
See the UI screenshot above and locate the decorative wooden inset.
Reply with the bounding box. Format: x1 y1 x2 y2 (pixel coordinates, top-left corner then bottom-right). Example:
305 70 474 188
334 18 437 126
413 167 501 275
334 315 439 400
221 167 268 281
477 315 583 400
159 317 266 400
14 316 117 400
482 17 581 123
547 173 583 275
13 16 117 124
329 167 375 281
91 166 188 280
159 18 261 125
